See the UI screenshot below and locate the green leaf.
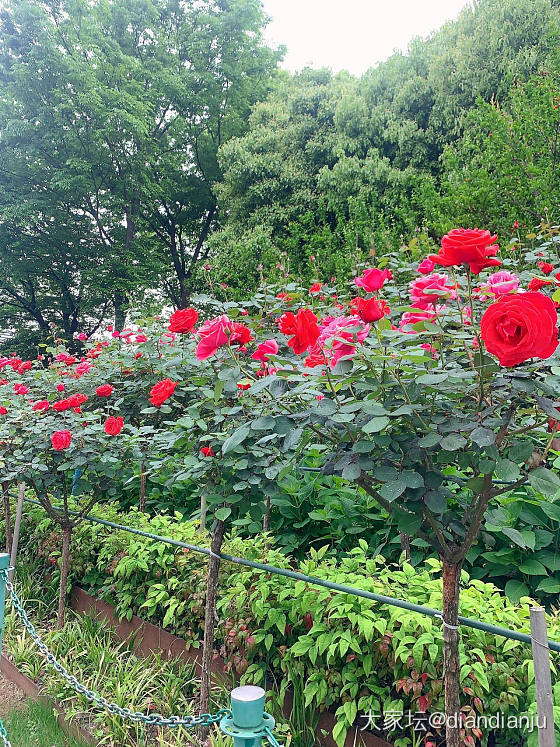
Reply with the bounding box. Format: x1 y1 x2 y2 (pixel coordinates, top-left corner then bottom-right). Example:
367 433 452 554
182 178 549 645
417 372 449 384
529 467 560 496
502 527 527 548
440 434 467 451
284 427 303 450
494 459 520 482
470 427 495 447
418 433 441 448
400 470 424 488
342 462 361 480
505 579 530 603
508 440 534 462
424 491 447 514
213 379 224 404
518 559 547 575
215 507 232 521
222 426 250 454
378 480 407 502
362 416 390 434
540 501 560 522
536 577 560 593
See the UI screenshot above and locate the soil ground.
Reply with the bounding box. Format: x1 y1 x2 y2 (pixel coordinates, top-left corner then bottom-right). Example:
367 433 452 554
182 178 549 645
0 672 25 717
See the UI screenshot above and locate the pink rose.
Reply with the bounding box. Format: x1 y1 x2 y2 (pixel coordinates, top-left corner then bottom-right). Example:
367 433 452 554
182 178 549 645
196 315 232 361
354 268 392 292
399 307 444 332
251 339 279 363
313 315 369 367
417 258 436 274
481 270 519 298
75 361 91 377
409 273 456 308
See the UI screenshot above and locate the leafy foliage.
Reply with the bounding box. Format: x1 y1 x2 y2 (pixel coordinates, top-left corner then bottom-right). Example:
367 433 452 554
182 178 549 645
12 502 560 747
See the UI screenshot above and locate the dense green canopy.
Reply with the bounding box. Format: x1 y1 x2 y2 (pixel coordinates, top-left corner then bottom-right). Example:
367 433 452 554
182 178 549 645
0 0 281 347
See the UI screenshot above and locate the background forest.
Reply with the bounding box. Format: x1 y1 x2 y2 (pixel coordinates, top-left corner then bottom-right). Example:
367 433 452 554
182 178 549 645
1 0 560 350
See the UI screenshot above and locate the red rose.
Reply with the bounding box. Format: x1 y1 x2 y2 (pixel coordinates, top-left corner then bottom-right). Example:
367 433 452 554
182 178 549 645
481 292 558 367
67 393 87 408
230 323 253 345
51 430 72 451
18 361 32 373
429 228 501 274
56 383 65 392
0 407 7 415
279 308 319 354
96 384 114 397
538 261 554 274
200 446 215 457
528 277 552 292
149 378 177 407
32 400 50 412
53 399 71 412
14 383 29 395
168 307 198 333
237 381 251 391
309 282 323 294
104 416 124 436
417 258 435 274
304 351 327 368
350 297 390 323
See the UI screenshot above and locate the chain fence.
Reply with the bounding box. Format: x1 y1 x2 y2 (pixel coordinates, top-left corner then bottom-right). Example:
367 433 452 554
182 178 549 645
0 718 10 747
2 569 229 727
1 569 283 745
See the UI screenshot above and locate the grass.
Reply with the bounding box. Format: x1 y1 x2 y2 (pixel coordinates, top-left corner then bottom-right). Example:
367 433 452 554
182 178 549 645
3 699 87 747
3 558 230 745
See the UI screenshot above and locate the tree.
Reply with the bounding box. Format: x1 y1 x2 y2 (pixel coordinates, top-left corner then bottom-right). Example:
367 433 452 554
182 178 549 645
0 0 281 348
428 66 560 238
210 0 560 290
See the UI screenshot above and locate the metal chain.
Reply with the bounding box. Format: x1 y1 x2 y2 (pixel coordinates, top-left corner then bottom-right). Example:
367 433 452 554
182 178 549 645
2 571 230 729
0 717 11 747
265 726 282 747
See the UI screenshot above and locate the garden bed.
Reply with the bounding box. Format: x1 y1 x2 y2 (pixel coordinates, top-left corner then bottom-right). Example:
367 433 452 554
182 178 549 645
70 586 392 747
0 655 95 745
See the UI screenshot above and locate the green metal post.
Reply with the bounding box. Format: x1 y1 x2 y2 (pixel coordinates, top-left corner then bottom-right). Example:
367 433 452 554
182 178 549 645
0 553 9 651
220 685 275 747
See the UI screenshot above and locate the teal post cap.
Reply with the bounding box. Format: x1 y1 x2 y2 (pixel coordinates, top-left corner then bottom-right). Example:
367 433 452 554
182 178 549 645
0 554 9 569
231 686 265 728
220 685 275 746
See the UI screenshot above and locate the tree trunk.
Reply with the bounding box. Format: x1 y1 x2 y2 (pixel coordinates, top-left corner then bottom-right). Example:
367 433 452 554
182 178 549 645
139 461 147 513
200 494 207 529
2 483 11 553
199 519 226 739
399 532 411 561
113 291 127 331
57 524 72 628
442 557 462 747
263 495 271 532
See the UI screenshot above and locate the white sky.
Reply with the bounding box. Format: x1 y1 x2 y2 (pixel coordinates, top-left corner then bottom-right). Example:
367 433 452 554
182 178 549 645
262 0 472 76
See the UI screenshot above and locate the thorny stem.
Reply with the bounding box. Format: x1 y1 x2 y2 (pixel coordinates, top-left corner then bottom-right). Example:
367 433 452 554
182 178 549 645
466 269 485 405
392 369 431 430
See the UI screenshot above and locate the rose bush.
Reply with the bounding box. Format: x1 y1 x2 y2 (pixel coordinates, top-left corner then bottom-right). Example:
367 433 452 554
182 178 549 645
2 227 560 745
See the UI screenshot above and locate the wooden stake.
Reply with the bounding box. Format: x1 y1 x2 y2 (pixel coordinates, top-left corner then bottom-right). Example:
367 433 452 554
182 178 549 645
9 483 25 582
530 607 555 747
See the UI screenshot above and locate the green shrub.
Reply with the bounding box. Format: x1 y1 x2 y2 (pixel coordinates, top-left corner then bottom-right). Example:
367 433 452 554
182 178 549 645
12 501 559 746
